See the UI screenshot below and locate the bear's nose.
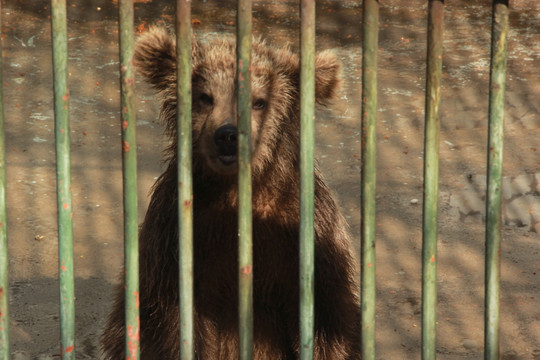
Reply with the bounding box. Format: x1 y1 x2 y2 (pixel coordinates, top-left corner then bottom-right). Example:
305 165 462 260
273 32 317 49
214 124 238 157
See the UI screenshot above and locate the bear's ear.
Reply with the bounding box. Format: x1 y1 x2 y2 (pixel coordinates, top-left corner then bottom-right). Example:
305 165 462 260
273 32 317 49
133 27 176 92
133 27 200 92
315 50 342 105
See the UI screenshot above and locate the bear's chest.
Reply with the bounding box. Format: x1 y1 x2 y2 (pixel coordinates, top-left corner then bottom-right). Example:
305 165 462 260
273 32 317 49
192 210 300 306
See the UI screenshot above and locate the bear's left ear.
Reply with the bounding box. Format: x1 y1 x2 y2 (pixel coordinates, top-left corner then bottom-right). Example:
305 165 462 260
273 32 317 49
315 50 342 105
134 26 201 93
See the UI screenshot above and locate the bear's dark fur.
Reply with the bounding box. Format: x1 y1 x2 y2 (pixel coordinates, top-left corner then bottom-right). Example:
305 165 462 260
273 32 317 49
102 27 360 359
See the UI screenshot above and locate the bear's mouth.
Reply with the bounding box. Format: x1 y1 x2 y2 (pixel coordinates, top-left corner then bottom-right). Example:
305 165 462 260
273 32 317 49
217 154 237 166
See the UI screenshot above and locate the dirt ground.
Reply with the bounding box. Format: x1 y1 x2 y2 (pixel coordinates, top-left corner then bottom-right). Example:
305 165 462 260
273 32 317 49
2 0 539 359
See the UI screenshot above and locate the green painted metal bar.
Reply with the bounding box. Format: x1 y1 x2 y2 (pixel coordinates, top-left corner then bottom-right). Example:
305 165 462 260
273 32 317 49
118 1 140 359
0 1 9 356
176 1 194 359
484 1 508 359
51 0 75 358
361 1 379 359
237 0 254 359
299 0 316 359
422 1 443 359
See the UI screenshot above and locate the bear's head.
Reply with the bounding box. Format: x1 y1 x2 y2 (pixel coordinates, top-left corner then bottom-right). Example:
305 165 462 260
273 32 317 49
134 27 341 180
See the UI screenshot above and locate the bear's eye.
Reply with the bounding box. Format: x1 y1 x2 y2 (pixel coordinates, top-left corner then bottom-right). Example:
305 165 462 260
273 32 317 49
253 98 266 110
199 93 214 106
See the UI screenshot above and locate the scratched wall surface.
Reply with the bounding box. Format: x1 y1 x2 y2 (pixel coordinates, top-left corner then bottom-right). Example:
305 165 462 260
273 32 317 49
1 1 539 358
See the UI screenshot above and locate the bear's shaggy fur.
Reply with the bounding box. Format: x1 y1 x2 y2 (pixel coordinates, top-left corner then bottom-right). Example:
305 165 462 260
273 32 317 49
102 27 360 359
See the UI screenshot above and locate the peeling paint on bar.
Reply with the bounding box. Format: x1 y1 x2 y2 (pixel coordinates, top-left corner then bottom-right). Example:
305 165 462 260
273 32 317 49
51 0 75 358
361 1 379 359
299 1 316 360
118 0 140 359
422 1 444 359
176 1 194 359
237 1 254 359
0 0 9 356
485 1 509 359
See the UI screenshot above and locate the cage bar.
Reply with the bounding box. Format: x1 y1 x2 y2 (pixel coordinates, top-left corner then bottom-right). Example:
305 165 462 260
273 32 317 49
237 0 254 359
484 1 509 359
176 1 194 359
421 1 443 359
118 1 140 358
0 1 9 356
361 1 379 359
299 1 316 359
51 0 75 358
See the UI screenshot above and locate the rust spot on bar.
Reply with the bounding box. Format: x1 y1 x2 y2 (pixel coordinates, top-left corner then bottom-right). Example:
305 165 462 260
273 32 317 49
367 263 372 268
65 345 74 353
63 203 69 210
134 291 140 309
62 91 69 101
241 265 252 275
430 256 436 263
123 120 129 129
125 77 135 86
127 319 140 360
61 265 67 271
183 199 193 210
0 287 3 296
123 141 130 152
127 323 140 341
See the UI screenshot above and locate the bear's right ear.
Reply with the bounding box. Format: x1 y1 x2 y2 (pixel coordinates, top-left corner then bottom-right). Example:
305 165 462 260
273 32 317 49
314 50 342 105
134 27 199 92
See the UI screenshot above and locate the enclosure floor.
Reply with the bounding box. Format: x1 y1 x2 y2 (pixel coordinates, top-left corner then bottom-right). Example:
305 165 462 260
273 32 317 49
3 0 539 359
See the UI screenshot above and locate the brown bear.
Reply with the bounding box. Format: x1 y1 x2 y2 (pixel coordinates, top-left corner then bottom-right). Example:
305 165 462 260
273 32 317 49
102 27 360 359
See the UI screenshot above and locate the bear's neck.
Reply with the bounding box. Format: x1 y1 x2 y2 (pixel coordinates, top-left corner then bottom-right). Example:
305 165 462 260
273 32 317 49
189 157 301 222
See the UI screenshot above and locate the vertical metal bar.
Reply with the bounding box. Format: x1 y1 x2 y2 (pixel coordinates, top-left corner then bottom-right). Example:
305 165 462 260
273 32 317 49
422 1 443 359
299 0 316 359
485 1 508 359
237 0 253 359
176 1 194 359
118 1 140 359
51 0 75 358
361 1 379 359
0 1 9 356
